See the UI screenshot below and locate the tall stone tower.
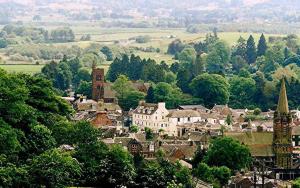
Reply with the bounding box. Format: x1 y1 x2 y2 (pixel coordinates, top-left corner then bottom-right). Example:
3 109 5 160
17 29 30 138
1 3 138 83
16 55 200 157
273 78 293 169
92 65 105 101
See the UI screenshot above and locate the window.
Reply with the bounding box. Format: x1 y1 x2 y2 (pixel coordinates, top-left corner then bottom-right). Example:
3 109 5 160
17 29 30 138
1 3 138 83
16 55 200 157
188 117 190 122
161 124 163 127
177 118 180 122
96 75 102 81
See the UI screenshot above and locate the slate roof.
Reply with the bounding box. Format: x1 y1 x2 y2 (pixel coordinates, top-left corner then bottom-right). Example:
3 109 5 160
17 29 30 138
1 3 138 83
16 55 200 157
178 105 208 112
167 109 201 118
133 102 158 115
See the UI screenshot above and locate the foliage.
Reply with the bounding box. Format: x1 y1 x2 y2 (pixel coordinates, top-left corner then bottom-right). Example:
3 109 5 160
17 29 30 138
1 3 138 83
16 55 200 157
29 149 82 187
101 46 114 61
246 35 256 64
190 73 229 108
204 137 252 171
113 75 145 111
229 76 256 109
167 39 185 55
145 127 154 140
50 27 75 42
146 85 155 103
206 41 230 74
257 33 268 57
153 82 187 109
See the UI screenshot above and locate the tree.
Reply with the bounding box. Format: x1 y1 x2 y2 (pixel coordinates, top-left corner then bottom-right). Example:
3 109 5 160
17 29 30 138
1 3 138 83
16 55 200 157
257 33 267 57
112 75 133 99
190 73 229 108
101 145 136 187
193 54 204 76
101 46 113 61
29 149 82 187
253 108 262 115
76 81 92 98
0 162 29 187
231 55 248 73
73 68 90 88
74 141 109 185
145 127 154 140
136 161 166 188
0 118 22 157
167 39 185 55
177 68 193 93
204 137 252 171
50 27 75 42
246 35 256 64
206 41 230 74
146 86 155 103
229 76 256 109
0 38 7 48
154 82 185 109
177 46 197 64
232 36 247 59
113 75 145 111
26 124 56 156
118 90 145 111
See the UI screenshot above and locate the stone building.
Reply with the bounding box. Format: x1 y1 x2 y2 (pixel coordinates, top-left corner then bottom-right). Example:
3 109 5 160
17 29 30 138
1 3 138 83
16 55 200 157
272 78 293 169
91 66 116 103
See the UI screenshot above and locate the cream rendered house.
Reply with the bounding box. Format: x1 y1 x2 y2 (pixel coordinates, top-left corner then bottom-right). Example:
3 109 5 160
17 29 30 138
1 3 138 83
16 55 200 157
132 101 175 135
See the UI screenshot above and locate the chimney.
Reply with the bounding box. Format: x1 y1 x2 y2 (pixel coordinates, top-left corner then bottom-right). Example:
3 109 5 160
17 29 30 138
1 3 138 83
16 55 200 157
139 100 146 106
158 102 166 109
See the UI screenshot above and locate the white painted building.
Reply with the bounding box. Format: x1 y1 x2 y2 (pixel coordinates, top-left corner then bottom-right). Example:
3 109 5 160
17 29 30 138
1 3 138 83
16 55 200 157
132 101 173 135
167 109 202 126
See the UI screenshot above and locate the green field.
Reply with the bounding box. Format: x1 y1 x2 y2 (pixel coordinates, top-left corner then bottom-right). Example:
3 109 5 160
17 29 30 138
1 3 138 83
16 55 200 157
0 22 284 72
0 64 44 74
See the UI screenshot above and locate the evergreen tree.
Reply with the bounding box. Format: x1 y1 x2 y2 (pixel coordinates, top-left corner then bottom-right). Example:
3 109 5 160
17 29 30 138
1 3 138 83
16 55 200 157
193 54 204 76
284 47 290 60
246 35 257 64
257 33 267 57
145 86 155 103
232 36 247 59
176 68 192 94
297 48 300 56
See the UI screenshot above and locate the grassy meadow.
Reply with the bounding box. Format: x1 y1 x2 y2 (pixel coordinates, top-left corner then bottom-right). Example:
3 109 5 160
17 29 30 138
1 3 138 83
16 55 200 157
0 64 44 74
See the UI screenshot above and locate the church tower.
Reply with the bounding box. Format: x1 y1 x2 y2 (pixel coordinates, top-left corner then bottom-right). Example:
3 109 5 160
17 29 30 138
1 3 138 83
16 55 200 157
273 78 293 169
92 65 105 101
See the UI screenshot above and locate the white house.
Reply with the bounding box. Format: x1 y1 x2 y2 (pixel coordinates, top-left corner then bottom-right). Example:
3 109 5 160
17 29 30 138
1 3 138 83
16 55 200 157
167 109 202 126
132 101 173 135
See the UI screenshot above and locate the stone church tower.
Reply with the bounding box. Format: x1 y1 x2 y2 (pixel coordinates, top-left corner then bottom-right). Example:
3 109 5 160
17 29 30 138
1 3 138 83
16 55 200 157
92 65 105 101
273 78 293 169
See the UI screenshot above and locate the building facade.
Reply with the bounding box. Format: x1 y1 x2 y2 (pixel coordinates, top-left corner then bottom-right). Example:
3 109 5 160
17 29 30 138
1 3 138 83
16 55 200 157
132 101 176 136
273 78 293 169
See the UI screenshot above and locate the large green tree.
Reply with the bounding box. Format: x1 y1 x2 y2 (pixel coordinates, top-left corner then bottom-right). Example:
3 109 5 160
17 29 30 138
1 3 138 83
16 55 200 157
246 35 257 64
29 149 82 187
204 137 252 171
229 76 256 109
257 33 268 57
190 73 229 108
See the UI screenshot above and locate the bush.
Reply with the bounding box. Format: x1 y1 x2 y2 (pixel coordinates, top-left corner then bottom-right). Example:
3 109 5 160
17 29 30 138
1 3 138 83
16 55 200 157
135 35 151 43
253 108 262 115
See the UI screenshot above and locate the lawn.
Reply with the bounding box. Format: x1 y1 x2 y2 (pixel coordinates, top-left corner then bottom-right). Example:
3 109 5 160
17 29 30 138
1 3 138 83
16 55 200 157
0 64 43 74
